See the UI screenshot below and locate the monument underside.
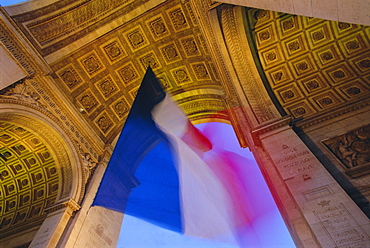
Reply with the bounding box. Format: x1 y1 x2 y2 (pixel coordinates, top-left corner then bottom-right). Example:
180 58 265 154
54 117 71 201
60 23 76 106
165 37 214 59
0 0 369 247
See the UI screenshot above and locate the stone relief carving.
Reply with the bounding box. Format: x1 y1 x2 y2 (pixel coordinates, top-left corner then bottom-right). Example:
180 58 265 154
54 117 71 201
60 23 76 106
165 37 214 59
58 66 83 89
147 15 169 40
112 99 129 118
0 80 45 108
79 145 98 184
79 52 104 76
139 52 160 69
103 40 126 62
78 91 98 113
324 125 370 174
168 6 189 30
181 36 200 57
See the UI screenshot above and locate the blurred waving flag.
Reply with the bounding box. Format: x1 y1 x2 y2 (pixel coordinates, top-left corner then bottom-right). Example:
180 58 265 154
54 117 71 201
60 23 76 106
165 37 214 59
92 67 261 246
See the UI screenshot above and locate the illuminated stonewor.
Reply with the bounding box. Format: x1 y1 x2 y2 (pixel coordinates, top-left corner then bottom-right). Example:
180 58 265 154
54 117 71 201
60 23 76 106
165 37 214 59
0 0 369 247
0 123 59 237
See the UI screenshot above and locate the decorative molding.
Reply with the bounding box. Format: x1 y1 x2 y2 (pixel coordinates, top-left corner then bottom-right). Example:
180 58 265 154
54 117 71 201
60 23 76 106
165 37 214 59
0 80 45 108
0 18 36 75
0 77 102 161
13 0 152 56
28 78 103 161
294 96 370 129
26 0 134 45
220 5 279 124
0 76 105 209
253 116 292 135
251 116 292 146
11 0 83 22
45 198 81 215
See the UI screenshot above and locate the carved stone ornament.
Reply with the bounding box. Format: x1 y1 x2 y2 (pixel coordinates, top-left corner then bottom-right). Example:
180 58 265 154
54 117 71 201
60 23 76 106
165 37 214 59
79 145 98 184
44 198 81 215
323 125 370 177
0 80 45 108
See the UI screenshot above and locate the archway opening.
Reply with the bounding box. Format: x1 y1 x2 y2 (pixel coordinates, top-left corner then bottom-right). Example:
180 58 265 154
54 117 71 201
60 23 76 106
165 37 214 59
117 122 295 247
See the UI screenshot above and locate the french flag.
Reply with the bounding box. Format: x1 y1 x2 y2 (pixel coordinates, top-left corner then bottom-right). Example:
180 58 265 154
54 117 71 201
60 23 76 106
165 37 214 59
92 67 260 246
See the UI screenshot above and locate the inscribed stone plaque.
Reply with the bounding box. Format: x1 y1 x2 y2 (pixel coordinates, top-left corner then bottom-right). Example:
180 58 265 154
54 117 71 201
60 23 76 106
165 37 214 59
314 203 370 247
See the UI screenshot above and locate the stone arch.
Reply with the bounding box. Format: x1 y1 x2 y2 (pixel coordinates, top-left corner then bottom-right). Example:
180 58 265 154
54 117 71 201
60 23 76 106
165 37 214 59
0 101 84 209
218 4 282 125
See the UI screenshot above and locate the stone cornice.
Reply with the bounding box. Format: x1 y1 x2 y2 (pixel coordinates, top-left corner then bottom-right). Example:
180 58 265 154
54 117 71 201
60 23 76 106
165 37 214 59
45 198 81 215
252 115 292 136
0 8 51 75
294 96 370 130
251 115 292 146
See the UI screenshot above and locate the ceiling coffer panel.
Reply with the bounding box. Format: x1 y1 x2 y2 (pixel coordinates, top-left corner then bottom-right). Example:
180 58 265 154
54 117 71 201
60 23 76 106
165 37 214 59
247 9 370 119
50 0 228 143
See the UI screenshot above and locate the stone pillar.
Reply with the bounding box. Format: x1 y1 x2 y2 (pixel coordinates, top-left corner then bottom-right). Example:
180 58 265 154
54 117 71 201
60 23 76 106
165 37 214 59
28 199 81 248
253 117 370 247
60 160 124 248
71 206 124 248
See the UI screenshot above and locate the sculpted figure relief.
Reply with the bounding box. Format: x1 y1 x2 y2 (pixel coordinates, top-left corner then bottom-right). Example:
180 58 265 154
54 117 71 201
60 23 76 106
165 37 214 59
79 146 98 184
325 125 370 169
0 80 44 107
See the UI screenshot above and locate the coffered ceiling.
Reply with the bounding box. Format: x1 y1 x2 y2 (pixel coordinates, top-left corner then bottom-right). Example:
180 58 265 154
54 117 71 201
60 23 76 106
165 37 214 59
7 0 368 145
44 0 228 143
0 123 59 239
248 8 370 119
